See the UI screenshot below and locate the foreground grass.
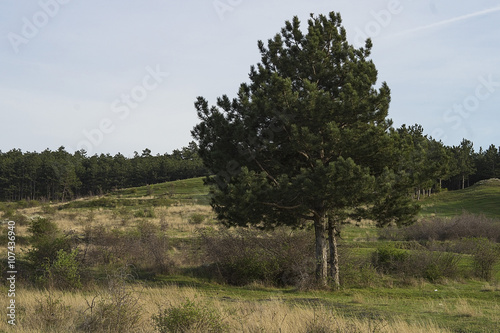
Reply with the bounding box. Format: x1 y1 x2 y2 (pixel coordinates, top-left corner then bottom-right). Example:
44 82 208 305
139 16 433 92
2 277 499 332
5 282 491 333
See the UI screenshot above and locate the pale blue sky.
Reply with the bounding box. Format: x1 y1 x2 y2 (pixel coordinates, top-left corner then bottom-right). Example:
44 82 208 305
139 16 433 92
1 0 499 156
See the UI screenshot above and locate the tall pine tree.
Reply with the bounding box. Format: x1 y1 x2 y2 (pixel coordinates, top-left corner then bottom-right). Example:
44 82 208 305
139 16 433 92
193 12 418 287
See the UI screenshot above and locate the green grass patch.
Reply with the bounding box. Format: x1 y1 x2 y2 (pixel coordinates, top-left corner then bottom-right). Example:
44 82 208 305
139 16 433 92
421 179 500 218
109 177 210 205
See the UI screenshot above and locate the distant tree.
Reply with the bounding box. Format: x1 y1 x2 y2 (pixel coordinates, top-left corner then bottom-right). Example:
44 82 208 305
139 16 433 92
395 125 452 197
193 12 418 287
474 144 499 182
453 139 476 189
426 138 452 192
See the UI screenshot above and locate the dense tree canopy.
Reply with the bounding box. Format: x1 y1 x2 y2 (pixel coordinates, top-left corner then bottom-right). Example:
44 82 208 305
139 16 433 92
0 142 208 201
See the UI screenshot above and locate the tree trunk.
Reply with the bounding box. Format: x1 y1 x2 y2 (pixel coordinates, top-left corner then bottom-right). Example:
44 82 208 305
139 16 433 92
328 216 340 289
314 214 328 288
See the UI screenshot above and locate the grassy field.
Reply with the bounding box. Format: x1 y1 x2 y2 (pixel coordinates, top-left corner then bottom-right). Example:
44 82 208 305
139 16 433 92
1 178 500 332
420 178 500 218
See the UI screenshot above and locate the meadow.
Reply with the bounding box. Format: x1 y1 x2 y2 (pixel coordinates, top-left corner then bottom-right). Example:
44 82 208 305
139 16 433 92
1 177 499 332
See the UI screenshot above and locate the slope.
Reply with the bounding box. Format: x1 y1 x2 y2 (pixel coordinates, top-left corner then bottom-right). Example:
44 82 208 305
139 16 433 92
420 178 500 218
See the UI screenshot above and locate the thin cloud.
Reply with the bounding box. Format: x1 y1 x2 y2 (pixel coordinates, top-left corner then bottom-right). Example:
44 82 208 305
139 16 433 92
394 6 500 37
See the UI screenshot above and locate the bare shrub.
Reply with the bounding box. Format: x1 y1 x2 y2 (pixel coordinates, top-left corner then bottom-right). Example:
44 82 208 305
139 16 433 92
379 213 500 243
199 227 315 288
408 251 462 282
372 244 461 282
82 221 173 275
78 268 141 333
30 293 72 332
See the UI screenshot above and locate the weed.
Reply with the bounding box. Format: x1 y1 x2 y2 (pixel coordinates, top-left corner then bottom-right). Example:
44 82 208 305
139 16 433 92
134 207 156 218
42 204 57 215
32 293 71 332
188 213 206 225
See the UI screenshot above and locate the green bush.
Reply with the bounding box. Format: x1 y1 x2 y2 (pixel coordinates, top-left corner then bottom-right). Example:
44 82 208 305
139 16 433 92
26 217 77 287
39 249 82 289
27 217 72 263
152 299 228 333
372 245 409 274
1 211 30 226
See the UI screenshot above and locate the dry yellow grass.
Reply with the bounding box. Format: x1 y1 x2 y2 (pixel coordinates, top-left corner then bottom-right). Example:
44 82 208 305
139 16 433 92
0 284 454 333
2 203 217 242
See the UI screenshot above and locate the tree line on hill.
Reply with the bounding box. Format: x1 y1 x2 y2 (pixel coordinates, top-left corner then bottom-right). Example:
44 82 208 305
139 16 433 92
0 142 208 202
0 133 498 203
394 125 499 196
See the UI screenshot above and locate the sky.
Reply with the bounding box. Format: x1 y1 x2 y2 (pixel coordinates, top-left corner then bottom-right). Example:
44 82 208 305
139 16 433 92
1 0 499 157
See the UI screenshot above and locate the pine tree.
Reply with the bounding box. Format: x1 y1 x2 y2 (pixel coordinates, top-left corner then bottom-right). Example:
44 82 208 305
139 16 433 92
193 12 418 287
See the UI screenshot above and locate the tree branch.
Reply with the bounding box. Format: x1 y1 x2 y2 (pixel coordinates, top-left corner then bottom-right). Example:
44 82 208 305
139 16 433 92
254 158 280 187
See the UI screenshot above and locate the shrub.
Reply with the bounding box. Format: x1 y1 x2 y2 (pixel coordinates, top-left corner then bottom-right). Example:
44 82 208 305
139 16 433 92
1 208 31 226
78 269 141 333
28 216 59 241
39 249 82 289
83 221 172 275
135 220 171 273
372 245 461 282
32 293 71 332
372 244 409 274
411 251 461 282
152 299 228 333
470 238 500 281
379 213 500 243
188 213 206 225
134 207 156 218
26 217 76 285
199 227 314 287
340 246 380 288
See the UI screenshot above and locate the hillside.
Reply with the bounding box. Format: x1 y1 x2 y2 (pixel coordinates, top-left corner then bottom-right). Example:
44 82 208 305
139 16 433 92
55 177 210 210
1 178 500 332
420 178 500 218
104 176 500 219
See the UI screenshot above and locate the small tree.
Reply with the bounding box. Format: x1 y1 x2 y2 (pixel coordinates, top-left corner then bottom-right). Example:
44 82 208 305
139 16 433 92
193 12 418 287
